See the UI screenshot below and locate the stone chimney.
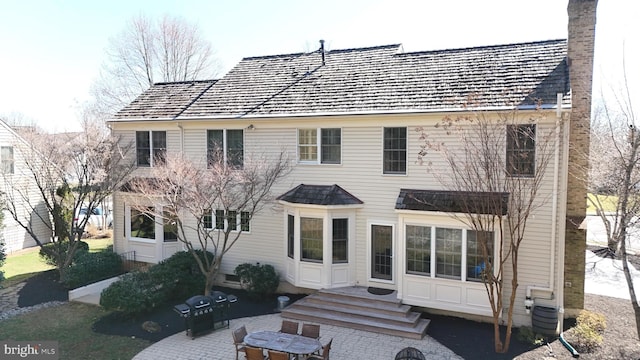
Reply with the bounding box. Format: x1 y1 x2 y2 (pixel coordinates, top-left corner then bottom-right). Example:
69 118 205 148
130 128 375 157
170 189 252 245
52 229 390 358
564 0 598 314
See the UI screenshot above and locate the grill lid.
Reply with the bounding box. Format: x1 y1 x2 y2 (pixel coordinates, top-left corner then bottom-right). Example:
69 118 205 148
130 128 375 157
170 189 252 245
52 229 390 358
185 295 212 309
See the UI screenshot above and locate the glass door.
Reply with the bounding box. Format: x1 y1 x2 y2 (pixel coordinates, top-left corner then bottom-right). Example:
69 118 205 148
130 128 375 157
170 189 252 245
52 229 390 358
371 225 393 280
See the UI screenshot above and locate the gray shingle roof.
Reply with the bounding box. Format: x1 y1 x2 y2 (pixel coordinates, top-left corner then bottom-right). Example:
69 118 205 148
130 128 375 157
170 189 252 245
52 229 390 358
277 184 363 206
396 189 509 215
114 80 216 119
113 39 569 120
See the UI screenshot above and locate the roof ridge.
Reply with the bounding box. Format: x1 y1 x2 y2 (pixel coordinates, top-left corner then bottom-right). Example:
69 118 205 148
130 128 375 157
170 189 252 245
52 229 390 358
152 79 218 86
398 38 567 57
242 44 402 61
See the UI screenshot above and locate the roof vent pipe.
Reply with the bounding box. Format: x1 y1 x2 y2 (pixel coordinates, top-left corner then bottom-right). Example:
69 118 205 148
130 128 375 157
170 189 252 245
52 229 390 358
319 39 325 65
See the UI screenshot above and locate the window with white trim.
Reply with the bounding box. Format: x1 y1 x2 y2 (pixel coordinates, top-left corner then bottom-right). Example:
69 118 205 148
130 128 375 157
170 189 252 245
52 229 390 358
406 225 431 275
298 128 341 164
287 214 295 259
136 131 166 167
301 217 323 262
1 146 14 174
405 225 494 282
506 124 536 176
436 228 462 279
466 230 494 282
383 127 407 174
163 208 178 242
332 218 348 263
207 129 244 169
130 208 155 239
203 209 250 232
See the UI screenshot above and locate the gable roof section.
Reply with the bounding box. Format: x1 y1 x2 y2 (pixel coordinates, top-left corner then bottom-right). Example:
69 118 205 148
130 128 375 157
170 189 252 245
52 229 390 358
112 39 569 121
277 184 363 206
396 189 509 216
115 80 217 119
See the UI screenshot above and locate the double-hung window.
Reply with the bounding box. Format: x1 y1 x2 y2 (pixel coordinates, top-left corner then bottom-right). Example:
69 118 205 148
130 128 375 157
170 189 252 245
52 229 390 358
130 208 155 239
207 129 244 169
332 218 348 263
506 124 536 176
298 128 341 164
204 209 250 232
163 208 178 242
300 217 323 262
1 146 14 174
383 127 407 174
406 225 431 275
287 215 295 259
136 131 166 167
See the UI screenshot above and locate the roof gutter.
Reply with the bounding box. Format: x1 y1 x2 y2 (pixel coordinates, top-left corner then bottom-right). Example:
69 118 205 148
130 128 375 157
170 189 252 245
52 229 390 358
108 103 572 123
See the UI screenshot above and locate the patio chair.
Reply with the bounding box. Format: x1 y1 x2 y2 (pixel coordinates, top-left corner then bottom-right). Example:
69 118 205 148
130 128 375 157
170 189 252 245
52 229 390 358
306 338 332 360
280 320 299 335
245 346 266 360
232 325 248 360
267 349 290 360
300 323 320 339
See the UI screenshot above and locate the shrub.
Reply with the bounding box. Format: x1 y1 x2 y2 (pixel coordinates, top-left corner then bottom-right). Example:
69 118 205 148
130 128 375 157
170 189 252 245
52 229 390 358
100 271 161 315
571 310 606 353
100 250 214 315
62 249 123 289
516 326 545 345
39 240 89 267
149 250 212 300
234 262 280 300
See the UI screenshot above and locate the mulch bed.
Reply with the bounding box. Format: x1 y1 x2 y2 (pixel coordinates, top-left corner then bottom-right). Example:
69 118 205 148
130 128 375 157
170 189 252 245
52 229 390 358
92 287 306 342
17 270 68 307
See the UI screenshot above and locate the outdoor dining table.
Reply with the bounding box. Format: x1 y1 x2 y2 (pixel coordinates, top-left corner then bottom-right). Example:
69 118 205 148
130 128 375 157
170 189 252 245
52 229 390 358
244 330 322 358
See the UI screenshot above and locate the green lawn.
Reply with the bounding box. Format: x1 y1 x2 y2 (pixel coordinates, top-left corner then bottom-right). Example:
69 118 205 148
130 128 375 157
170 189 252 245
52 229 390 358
0 302 151 360
0 236 153 360
2 237 113 288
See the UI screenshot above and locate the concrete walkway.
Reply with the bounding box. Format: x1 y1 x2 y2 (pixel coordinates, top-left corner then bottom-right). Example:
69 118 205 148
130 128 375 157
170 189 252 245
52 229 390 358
132 314 463 360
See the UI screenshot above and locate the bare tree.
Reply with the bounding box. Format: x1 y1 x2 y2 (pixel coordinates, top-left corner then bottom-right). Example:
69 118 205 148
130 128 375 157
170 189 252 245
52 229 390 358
417 105 558 353
91 14 219 117
0 122 136 279
126 150 291 295
586 69 640 338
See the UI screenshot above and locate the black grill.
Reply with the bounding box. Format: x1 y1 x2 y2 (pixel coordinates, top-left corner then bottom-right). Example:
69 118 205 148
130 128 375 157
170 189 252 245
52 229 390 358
173 292 237 339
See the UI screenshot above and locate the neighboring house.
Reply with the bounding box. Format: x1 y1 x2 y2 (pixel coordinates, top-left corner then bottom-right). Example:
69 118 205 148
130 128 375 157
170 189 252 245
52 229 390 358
109 2 596 329
0 120 51 253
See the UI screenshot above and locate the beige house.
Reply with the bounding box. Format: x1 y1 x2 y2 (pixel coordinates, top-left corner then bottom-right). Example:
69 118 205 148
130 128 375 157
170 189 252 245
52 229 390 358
109 1 596 330
0 120 52 253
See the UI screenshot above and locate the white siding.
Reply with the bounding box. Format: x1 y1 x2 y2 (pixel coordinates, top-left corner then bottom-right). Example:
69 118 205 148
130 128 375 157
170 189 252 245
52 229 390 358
0 123 52 253
110 111 568 326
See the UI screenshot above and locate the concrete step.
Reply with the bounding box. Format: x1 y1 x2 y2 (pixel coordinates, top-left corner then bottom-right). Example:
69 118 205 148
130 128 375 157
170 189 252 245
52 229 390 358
281 287 429 339
295 296 421 327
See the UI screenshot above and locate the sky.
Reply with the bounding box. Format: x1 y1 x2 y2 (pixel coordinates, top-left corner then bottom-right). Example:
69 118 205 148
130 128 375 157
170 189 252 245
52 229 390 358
0 0 637 133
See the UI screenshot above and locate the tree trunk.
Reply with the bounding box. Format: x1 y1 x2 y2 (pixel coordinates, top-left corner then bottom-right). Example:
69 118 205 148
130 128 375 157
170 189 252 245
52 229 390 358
493 321 503 352
497 266 519 353
620 237 640 339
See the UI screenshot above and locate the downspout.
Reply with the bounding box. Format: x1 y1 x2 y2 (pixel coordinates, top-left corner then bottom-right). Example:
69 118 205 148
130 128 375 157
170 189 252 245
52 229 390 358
177 122 184 153
556 102 572 335
525 94 563 312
